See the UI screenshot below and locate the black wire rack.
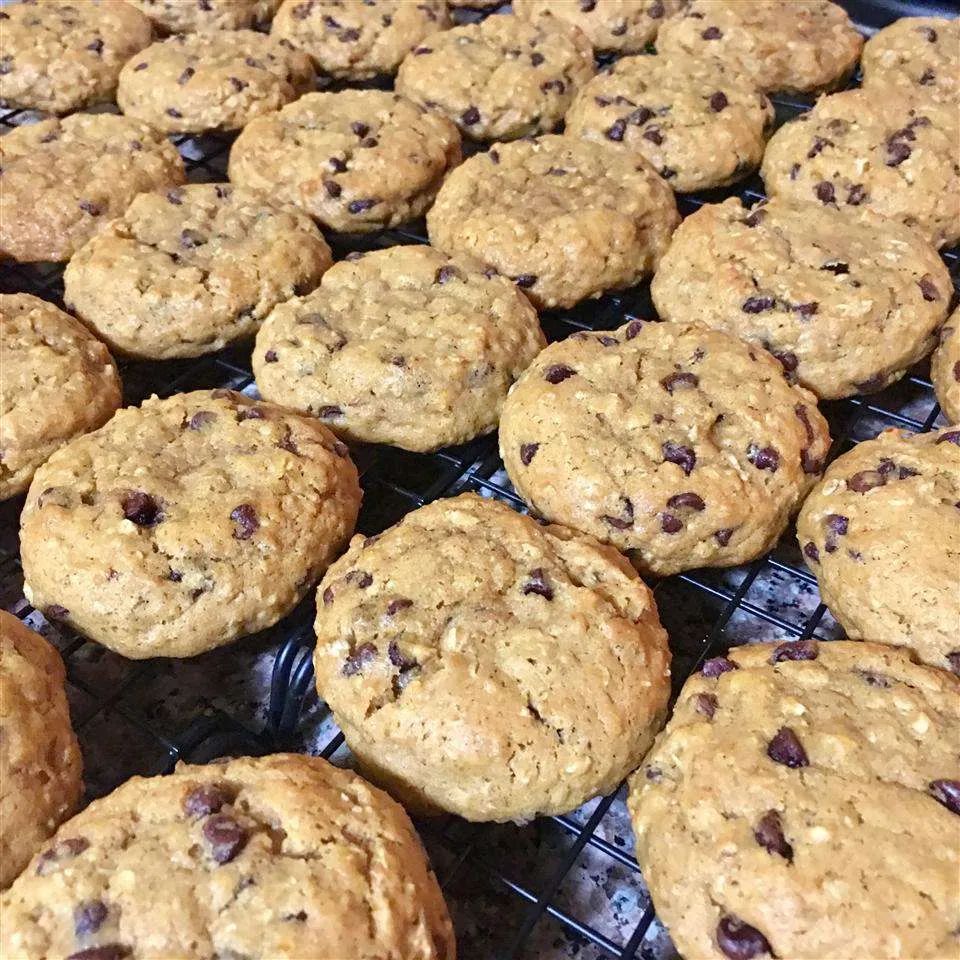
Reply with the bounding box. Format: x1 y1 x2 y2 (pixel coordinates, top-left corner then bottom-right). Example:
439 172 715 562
1 2 957 957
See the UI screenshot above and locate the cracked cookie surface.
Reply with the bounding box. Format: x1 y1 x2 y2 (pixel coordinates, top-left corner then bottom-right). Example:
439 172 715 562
0 611 82 889
0 0 153 114
64 184 332 361
0 753 455 959
117 30 314 134
313 493 671 822
127 0 281 32
228 89 461 233
797 426 960 674
500 320 830 577
761 88 960 250
629 640 960 960
932 308 960 425
1 294 122 501
651 197 952 399
0 113 186 264
395 12 594 141
253 245 544 452
271 0 449 80
20 390 361 659
565 52 773 192
427 134 678 309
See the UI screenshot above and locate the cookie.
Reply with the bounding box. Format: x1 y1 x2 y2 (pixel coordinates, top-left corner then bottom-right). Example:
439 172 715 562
63 184 332 361
656 0 863 95
228 89 461 233
629 639 960 960
271 0 450 80
253 245 545 452
761 88 960 250
0 0 153 114
514 0 684 53
395 12 594 142
0 753 455 959
0 611 82 890
117 30 314 134
313 493 671 822
565 52 773 192
0 113 186 264
500 320 830 577
861 17 960 105
127 0 281 33
427 135 679 309
1 295 122 501
932 308 960 425
797 427 960 674
651 197 952 400
20 390 361 660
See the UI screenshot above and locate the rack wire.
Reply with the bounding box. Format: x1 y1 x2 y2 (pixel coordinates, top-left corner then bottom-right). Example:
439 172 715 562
1 2 957 956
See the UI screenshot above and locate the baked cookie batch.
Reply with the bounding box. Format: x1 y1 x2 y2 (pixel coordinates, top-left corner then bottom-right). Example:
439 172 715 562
1 1 958 958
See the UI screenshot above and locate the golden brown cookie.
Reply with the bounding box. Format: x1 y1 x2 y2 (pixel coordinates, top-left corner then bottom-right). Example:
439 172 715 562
127 0 281 32
932 308 960 425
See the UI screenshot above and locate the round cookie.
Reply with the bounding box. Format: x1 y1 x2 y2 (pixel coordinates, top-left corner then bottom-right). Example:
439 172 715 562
63 184 332 361
313 493 671 822
499 321 831 577
629 639 960 960
514 0 685 53
228 89 461 234
0 754 455 959
395 12 594 142
932 309 960 425
761 88 960 250
271 0 450 81
118 30 314 134
20 390 361 660
565 52 774 192
127 0 281 33
0 113 185 264
0 611 82 890
253 245 545 452
656 0 863 95
797 426 960 675
861 17 960 105
1 295 122 501
427 135 679 309
651 197 952 400
0 0 153 115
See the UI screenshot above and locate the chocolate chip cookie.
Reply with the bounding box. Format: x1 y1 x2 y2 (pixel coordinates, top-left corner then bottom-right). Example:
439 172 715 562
20 390 361 660
395 12 594 141
932 308 960 425
118 30 314 134
0 113 186 264
427 135 679 309
797 427 960 674
500 320 830 577
128 0 281 33
761 88 960 250
63 184 331 361
314 493 671 822
0 0 153 114
514 0 684 54
1 295 122 502
228 89 461 233
651 197 952 399
271 0 449 80
629 639 960 960
0 611 82 890
565 52 774 192
0 753 455 958
656 0 863 94
861 17 959 105
253 245 545 452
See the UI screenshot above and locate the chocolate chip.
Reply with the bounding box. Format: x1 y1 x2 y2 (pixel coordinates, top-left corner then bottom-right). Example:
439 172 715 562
628 106 654 126
929 780 960 815
387 640 416 671
383 597 411 617
709 91 728 112
947 652 960 676
322 585 334 606
919 68 936 84
701 25 722 39
789 162 800 181
742 296 775 313
515 273 537 289
347 198 378 214
329 156 347 173
846 183 867 205
133 61 148 71
231 504 259 540
202 813 248 864
45 604 69 620
522 568 554 600
342 642 377 676
66 946 131 960
702 656 737 678
178 66 195 84
317 404 343 420
36 837 88 875
660 512 682 534
229 77 248 92
461 106 480 126
714 528 733 546
180 228 205 249
323 180 342 198
540 79 565 93
886 138 912 166
743 209 765 228
814 180 835 204
847 469 887 493
694 692 718 718
531 51 545 66
167 107 183 119
936 430 960 446
775 351 799 374
74 899 108 936
747 444 779 472
716 917 772 960
767 726 808 768
642 126 664 145
122 491 161 526
166 188 184 205
413 45 432 55
794 301 818 318
625 319 644 339
663 441 696 476
918 274 940 301
666 492 705 512
919 25 938 42
802 540 820 563
754 809 793 861
544 364 576 384
606 118 627 141
660 372 699 393
340 27 360 41
183 784 228 819
770 639 818 663
579 0 596 9
520 442 539 466
820 259 849 275
78 200 103 216
602 496 634 530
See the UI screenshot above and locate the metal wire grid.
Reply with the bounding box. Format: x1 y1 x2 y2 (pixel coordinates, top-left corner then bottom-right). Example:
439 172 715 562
2 9 958 957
